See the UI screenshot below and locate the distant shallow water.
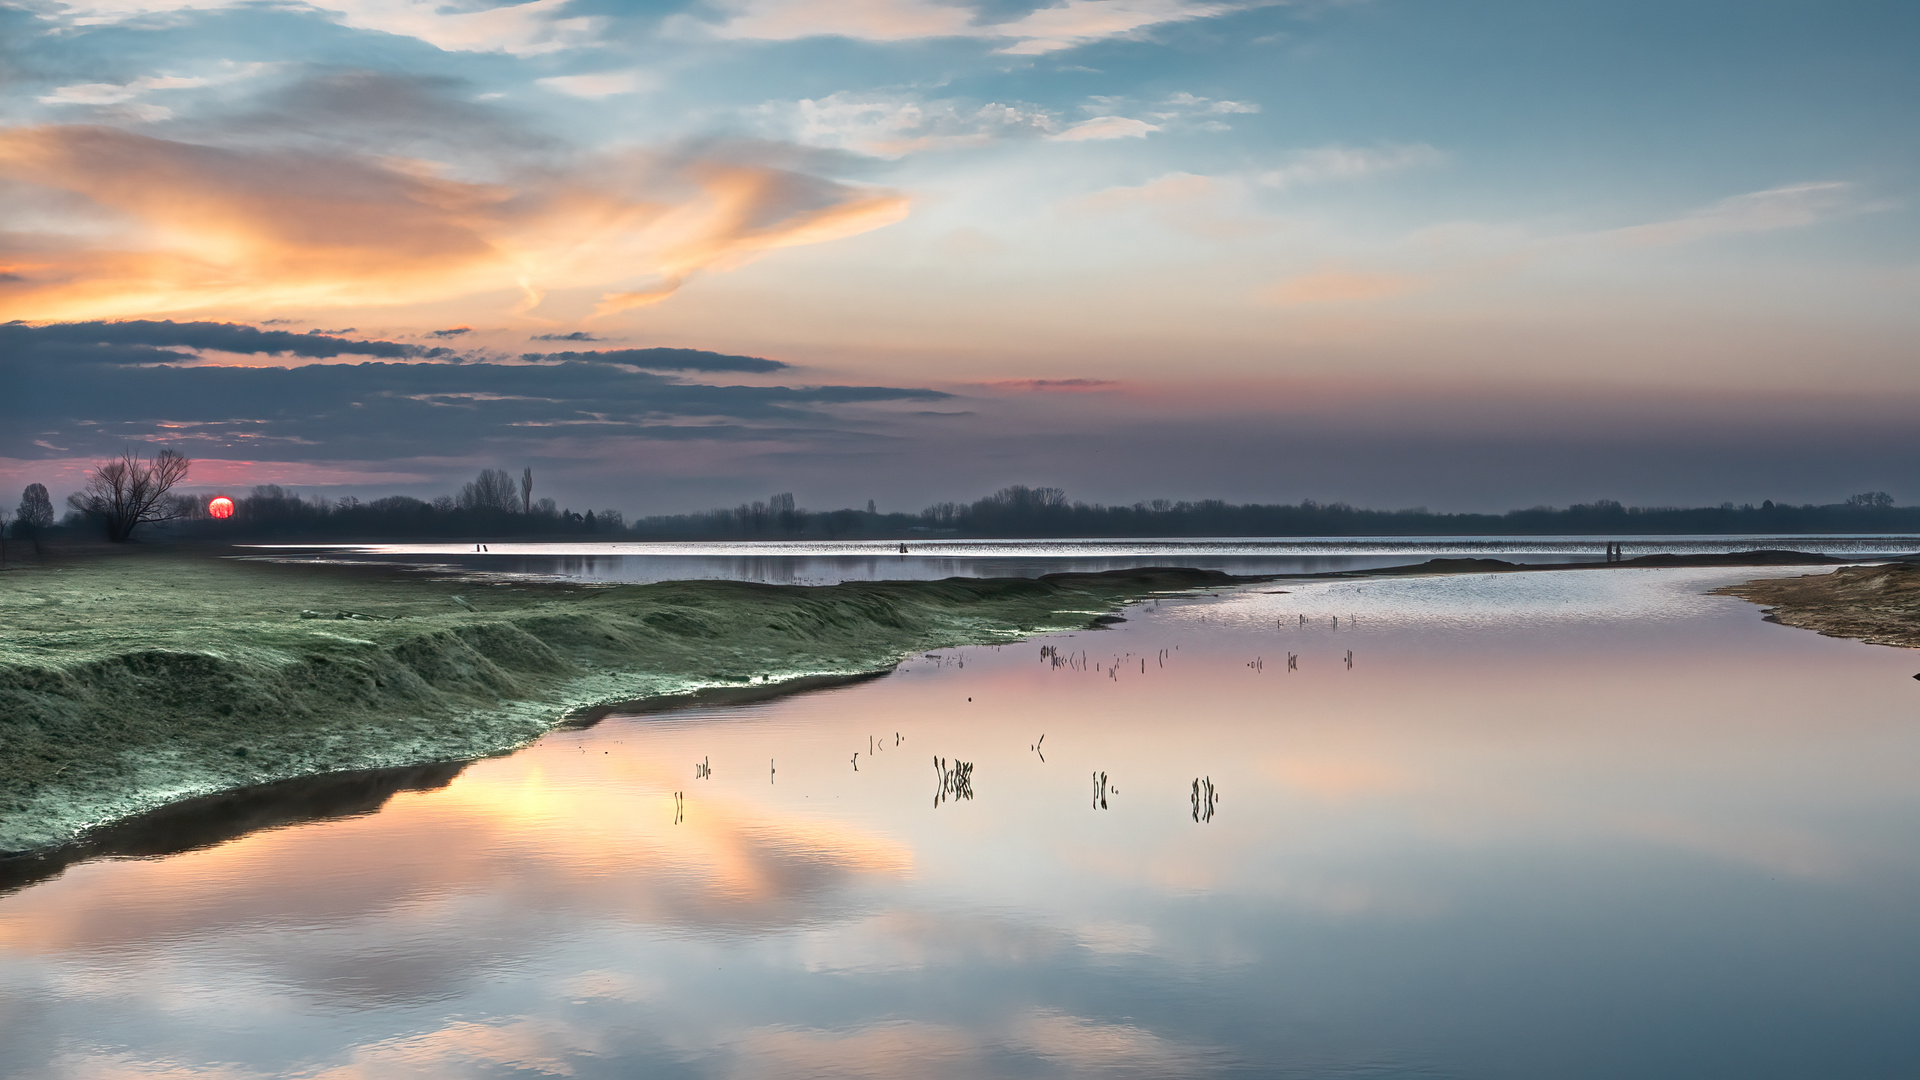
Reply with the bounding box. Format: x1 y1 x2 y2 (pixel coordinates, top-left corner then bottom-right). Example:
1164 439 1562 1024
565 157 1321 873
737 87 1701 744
248 534 1920 585
5 565 1919 1078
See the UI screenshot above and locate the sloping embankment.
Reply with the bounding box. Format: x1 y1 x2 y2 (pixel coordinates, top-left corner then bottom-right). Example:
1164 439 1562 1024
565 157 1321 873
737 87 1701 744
1715 561 1920 649
0 554 1228 852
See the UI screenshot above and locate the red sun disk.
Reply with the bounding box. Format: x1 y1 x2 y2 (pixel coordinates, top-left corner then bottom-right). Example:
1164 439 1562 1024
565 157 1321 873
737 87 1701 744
208 497 234 519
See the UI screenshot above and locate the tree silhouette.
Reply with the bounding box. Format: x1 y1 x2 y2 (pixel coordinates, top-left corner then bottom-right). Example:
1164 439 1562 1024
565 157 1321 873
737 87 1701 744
16 484 53 531
457 468 519 513
67 449 191 542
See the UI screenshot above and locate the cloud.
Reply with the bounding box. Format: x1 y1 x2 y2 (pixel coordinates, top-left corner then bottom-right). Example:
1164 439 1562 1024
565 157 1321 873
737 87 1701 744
767 87 1246 158
771 92 1056 158
526 347 789 373
1053 172 1262 239
1060 171 1213 213
1605 182 1864 247
1381 180 1880 295
33 62 277 123
992 0 1249 55
700 0 1258 53
0 321 946 465
1050 115 1159 141
38 74 217 107
981 378 1119 392
536 71 656 99
1257 143 1444 190
10 320 429 360
45 0 603 56
596 279 687 316
221 70 556 161
1263 268 1423 306
704 0 979 43
531 331 600 341
0 124 910 321
1162 91 1258 115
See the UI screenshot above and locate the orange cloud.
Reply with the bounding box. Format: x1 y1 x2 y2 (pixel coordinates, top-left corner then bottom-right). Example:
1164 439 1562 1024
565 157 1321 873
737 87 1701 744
0 125 908 322
1058 172 1213 215
1263 268 1423 306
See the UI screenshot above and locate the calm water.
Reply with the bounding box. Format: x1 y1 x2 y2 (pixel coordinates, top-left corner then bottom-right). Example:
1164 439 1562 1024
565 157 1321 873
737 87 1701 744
248 534 1920 585
4 567 1920 1078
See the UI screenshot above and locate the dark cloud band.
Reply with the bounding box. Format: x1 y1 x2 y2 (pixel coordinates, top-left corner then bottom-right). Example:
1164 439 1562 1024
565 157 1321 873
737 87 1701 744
1 321 943 462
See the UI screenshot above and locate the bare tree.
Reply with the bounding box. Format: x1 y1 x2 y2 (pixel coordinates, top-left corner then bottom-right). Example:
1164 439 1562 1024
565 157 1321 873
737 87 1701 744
521 467 533 515
458 468 519 513
11 484 55 559
17 483 54 531
67 449 191 542
770 492 798 532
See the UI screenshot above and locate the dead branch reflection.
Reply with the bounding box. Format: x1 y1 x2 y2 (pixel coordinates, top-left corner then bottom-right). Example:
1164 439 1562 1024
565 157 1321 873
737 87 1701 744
933 756 975 807
1191 776 1219 823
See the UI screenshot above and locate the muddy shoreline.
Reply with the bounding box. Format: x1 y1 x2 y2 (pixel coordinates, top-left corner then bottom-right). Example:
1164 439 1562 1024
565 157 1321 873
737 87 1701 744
1715 561 1920 649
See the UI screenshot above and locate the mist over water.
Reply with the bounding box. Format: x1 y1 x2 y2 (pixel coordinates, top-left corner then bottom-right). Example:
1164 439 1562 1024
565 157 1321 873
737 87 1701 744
4 565 1919 1077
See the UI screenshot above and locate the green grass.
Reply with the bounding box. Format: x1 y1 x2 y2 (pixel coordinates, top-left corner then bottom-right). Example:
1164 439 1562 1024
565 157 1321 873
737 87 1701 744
0 551 1226 852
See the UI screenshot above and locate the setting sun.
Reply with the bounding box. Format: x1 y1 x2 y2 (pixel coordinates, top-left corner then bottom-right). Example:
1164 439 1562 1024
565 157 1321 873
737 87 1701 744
207 497 233 519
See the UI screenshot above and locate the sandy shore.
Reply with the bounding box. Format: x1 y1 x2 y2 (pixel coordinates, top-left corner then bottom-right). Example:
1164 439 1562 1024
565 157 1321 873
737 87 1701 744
1715 561 1920 649
0 550 1230 853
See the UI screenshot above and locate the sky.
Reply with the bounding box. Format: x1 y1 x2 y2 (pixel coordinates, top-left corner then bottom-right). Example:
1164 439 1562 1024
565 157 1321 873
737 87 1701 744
3 0 1918 516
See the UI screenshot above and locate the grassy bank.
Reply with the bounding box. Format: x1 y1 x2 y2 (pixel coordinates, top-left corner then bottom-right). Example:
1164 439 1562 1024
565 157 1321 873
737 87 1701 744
0 551 1229 853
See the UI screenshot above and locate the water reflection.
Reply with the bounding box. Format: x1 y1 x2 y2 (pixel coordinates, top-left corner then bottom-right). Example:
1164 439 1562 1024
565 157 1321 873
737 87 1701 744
1191 777 1219 823
1091 770 1113 810
0 760 467 896
933 758 975 807
4 567 1920 1078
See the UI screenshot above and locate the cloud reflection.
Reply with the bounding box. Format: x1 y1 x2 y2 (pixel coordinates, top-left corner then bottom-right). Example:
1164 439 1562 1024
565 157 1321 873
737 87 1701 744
0 750 913 1002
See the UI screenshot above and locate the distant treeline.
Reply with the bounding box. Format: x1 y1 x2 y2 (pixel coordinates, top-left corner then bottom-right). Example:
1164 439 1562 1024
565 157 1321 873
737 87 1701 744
626 486 1920 538
10 475 1918 543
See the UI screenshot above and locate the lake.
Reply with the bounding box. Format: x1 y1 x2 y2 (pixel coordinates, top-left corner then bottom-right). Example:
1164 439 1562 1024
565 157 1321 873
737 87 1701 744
3 564 1918 1078
249 534 1920 584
